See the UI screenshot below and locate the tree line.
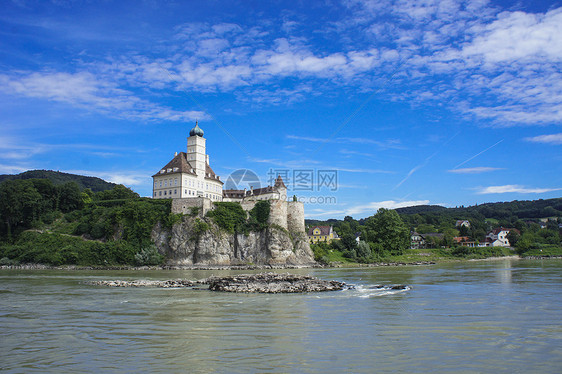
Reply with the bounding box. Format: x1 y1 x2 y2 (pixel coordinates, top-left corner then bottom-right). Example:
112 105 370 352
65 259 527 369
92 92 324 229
0 178 175 266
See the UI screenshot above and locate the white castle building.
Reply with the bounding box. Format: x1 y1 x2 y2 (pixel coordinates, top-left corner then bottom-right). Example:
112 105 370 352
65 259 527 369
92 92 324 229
152 122 224 201
152 122 305 233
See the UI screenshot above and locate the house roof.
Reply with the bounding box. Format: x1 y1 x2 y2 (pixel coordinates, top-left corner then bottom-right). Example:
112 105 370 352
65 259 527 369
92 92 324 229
152 152 195 177
152 152 223 184
453 236 470 243
222 176 286 198
274 175 287 189
308 225 332 236
490 227 520 235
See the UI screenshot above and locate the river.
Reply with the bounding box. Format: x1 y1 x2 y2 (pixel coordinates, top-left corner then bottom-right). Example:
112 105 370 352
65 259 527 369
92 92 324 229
1 259 561 373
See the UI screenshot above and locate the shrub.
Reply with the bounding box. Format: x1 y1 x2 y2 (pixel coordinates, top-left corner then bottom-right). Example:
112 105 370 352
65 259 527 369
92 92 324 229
134 245 164 266
207 202 247 233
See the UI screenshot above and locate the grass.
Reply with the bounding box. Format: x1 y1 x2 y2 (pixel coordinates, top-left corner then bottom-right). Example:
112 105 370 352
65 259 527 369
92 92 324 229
521 245 562 257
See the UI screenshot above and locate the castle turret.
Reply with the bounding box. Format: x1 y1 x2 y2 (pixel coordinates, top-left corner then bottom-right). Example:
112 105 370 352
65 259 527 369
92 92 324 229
274 175 287 201
187 121 206 177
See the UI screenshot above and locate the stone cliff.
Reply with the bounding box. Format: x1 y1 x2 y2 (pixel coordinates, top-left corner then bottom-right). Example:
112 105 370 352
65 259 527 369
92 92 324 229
151 216 315 266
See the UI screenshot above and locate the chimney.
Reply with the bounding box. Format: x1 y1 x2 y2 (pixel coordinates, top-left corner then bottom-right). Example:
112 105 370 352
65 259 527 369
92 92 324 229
174 151 178 156
206 154 209 165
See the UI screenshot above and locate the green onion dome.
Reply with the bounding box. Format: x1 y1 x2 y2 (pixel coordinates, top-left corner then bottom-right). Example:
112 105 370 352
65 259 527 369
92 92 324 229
189 122 204 137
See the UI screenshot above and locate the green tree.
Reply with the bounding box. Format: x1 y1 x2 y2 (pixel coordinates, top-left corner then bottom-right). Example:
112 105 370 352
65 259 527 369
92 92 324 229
57 182 83 212
365 208 409 255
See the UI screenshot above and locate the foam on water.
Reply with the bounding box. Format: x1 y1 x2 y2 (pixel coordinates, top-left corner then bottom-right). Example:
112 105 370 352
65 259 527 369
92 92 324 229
350 284 412 298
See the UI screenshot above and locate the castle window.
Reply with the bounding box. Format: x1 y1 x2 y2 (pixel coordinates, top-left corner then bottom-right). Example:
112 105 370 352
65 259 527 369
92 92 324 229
174 189 177 195
164 180 167 187
159 191 162 196
164 191 167 196
159 181 162 187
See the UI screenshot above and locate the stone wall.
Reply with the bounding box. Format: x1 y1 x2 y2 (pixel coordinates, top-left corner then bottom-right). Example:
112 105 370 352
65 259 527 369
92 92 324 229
268 199 288 230
171 196 303 234
171 197 213 216
287 201 305 233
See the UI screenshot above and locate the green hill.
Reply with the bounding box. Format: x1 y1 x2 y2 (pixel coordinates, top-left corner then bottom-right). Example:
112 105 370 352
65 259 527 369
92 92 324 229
0 170 117 192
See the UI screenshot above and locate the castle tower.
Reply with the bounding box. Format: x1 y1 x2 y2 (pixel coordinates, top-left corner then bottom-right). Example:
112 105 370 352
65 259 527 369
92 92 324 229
187 121 206 176
274 175 287 201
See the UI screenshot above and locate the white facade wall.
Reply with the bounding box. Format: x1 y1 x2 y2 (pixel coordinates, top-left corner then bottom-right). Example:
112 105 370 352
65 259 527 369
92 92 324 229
153 172 222 201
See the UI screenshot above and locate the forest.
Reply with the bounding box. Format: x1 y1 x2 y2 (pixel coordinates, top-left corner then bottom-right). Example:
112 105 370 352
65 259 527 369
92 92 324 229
308 198 562 264
0 178 177 266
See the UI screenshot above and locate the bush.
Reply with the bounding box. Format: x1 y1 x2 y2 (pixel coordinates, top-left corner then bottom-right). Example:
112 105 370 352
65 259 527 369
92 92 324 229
134 245 164 266
207 202 247 233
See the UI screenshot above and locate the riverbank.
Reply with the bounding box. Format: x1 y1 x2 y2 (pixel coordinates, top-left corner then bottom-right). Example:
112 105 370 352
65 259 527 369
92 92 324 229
3 254 562 271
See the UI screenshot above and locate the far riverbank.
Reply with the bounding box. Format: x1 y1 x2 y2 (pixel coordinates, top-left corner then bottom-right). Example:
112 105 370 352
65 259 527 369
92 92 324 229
2 255 562 271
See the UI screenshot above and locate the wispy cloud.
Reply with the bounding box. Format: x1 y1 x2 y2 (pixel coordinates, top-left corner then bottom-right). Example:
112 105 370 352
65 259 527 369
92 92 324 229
286 135 404 149
345 200 430 216
477 185 561 194
0 71 207 122
524 133 562 145
448 167 504 174
66 169 150 187
4 3 561 126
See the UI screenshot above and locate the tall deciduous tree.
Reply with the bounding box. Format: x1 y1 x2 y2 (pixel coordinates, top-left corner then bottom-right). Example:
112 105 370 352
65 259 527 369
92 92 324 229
365 208 409 255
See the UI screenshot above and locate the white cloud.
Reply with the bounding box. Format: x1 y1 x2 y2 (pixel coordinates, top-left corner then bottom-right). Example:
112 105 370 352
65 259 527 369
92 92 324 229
477 185 561 194
0 163 30 174
66 169 149 187
4 2 562 127
448 167 503 174
462 8 562 63
346 199 430 216
524 133 562 145
0 71 207 122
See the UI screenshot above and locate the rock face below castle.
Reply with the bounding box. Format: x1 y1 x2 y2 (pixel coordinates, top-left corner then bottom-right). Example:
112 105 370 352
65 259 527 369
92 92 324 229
152 216 315 266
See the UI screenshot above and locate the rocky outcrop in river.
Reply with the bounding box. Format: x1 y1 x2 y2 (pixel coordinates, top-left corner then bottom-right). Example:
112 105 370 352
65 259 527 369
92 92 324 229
88 273 348 293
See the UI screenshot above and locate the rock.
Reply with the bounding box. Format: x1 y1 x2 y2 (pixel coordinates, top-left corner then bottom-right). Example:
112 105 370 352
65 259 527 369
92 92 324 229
87 279 196 288
88 273 347 293
204 272 347 293
151 216 315 267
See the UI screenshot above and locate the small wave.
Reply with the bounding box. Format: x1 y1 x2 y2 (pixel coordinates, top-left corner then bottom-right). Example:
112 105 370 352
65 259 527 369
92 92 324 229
353 284 411 298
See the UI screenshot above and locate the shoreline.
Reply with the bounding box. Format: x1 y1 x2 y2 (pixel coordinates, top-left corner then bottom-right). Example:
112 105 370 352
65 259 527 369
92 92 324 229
4 255 562 271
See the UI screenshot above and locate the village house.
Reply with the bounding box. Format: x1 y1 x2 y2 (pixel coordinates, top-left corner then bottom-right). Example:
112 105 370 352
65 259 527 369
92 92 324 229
483 227 519 247
410 231 425 249
455 220 471 228
308 225 339 244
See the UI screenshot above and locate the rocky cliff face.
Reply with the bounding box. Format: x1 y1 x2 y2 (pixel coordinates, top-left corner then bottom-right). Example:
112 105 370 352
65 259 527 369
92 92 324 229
152 217 315 266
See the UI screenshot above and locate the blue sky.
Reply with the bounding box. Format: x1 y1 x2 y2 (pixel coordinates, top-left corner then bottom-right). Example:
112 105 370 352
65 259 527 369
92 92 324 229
1 0 561 219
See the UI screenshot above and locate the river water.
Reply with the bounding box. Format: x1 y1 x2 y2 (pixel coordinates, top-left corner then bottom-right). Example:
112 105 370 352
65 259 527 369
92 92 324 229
1 259 561 373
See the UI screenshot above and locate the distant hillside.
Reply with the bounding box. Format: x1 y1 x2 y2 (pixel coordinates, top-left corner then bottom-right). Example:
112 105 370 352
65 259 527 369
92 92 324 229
306 198 562 228
0 170 117 192
394 205 448 215
397 198 562 221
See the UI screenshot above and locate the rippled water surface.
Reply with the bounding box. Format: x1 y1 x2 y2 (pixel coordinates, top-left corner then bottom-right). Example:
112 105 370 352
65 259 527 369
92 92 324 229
1 259 561 373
